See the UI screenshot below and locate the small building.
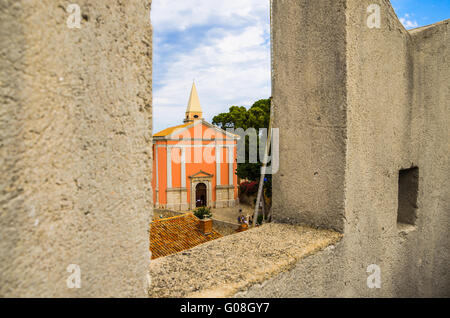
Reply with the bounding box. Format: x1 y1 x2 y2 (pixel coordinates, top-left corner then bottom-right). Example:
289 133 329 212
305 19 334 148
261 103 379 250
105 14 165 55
152 82 239 211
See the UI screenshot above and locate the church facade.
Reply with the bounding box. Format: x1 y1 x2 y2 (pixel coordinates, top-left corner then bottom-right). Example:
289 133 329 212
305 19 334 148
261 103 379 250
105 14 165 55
152 83 239 211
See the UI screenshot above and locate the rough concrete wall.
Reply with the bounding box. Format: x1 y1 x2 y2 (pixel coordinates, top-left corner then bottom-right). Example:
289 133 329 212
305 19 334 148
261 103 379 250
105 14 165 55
0 0 153 297
343 0 420 297
409 20 450 295
263 0 449 297
272 0 347 232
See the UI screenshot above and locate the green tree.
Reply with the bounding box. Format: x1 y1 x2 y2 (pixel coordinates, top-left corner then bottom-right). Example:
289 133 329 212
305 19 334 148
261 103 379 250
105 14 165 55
212 99 270 182
213 99 270 131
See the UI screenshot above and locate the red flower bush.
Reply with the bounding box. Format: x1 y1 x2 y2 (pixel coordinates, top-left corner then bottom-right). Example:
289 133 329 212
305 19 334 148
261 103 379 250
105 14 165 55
239 181 259 195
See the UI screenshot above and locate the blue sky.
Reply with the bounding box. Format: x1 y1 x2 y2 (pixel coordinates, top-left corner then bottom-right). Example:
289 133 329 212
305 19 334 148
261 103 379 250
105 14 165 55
151 0 449 133
391 0 450 29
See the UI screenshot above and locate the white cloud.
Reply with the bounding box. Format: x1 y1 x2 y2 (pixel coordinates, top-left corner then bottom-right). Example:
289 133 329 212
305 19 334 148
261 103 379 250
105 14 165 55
152 0 271 133
151 0 268 31
399 14 419 29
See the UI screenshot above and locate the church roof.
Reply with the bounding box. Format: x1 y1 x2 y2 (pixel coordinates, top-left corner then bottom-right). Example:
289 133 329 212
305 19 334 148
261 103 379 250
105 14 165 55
186 82 202 113
153 122 192 137
150 213 222 259
153 120 240 140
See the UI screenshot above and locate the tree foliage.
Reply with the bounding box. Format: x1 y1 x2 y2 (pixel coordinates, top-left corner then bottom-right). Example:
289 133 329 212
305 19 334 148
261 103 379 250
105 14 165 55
212 99 270 183
212 99 270 131
194 206 212 220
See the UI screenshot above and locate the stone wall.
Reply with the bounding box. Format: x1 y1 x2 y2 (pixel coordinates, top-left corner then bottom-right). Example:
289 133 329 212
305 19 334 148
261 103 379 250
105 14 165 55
0 0 153 297
271 0 347 232
215 186 236 208
264 0 450 297
166 188 188 211
1 0 448 298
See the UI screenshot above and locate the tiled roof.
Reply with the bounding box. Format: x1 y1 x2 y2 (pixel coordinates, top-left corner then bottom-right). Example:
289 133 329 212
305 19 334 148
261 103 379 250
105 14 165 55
153 122 191 137
150 213 222 260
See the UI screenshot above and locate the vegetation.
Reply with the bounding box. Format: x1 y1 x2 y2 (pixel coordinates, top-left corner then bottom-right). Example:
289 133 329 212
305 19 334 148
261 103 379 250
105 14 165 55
257 214 264 226
193 206 212 220
212 98 270 185
239 181 259 195
212 99 270 131
213 98 273 223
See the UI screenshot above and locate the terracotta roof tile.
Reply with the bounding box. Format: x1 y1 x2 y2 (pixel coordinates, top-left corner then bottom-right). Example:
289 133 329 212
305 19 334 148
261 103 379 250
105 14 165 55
150 213 222 259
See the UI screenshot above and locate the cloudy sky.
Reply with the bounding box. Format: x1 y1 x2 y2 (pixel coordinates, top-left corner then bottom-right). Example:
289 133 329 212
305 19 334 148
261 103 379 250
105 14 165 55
151 0 449 133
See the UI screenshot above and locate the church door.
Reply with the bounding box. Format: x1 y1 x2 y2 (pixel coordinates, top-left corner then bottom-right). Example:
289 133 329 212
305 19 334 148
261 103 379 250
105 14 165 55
195 183 207 207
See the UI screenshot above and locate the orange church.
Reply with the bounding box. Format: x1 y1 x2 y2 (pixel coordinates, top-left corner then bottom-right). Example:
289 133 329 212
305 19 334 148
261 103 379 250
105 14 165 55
152 83 239 211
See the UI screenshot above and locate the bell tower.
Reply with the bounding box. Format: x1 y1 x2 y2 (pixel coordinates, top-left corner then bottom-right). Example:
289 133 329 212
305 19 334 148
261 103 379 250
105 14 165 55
184 81 204 123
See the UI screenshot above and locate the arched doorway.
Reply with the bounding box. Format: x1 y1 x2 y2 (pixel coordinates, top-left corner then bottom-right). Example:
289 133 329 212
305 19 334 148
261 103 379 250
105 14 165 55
195 183 207 207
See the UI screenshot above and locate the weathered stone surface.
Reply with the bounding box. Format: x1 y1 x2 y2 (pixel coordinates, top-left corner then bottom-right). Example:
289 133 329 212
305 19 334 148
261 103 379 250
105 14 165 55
215 186 235 208
1 0 448 298
148 223 342 298
271 0 347 232
262 0 450 297
0 0 153 297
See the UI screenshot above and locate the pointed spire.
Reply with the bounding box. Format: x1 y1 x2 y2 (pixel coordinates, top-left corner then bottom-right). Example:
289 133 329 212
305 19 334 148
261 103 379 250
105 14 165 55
187 81 202 112
184 81 203 123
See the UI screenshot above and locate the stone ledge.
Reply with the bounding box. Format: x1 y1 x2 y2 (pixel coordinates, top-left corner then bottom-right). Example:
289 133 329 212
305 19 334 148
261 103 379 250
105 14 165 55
148 223 342 298
166 187 188 192
216 185 235 189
